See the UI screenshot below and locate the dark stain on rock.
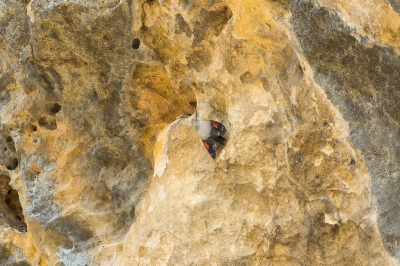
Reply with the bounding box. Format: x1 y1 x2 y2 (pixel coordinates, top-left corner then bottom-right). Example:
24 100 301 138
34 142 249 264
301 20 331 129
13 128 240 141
13 261 33 266
175 13 192 38
38 117 58 130
178 0 190 9
290 0 400 259
92 146 128 170
48 213 94 242
0 72 14 90
388 0 400 14
0 246 12 264
0 88 11 109
95 89 123 136
239 71 256 84
186 46 212 72
193 6 232 46
0 72 13 106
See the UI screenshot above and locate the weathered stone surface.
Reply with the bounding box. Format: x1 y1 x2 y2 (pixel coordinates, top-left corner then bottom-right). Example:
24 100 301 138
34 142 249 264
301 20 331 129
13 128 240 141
0 0 399 265
290 0 400 259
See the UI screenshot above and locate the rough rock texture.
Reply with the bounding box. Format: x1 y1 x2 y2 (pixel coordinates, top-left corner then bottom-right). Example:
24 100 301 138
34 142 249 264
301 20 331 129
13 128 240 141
0 0 399 265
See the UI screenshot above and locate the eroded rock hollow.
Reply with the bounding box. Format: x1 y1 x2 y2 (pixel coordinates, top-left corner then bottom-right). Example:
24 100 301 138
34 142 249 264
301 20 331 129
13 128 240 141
0 0 399 265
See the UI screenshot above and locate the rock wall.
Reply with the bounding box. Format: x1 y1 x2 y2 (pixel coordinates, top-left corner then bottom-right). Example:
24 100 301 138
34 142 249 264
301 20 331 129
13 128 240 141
0 0 399 265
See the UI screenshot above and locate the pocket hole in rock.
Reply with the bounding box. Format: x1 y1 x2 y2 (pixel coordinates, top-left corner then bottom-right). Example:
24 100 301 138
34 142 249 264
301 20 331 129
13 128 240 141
1 175 27 232
6 136 13 142
132 38 141 49
32 125 37 132
38 117 57 130
6 158 18 170
50 103 62 114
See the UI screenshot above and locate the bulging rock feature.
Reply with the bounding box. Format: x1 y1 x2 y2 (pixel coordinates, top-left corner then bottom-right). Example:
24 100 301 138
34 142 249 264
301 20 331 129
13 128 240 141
0 0 399 265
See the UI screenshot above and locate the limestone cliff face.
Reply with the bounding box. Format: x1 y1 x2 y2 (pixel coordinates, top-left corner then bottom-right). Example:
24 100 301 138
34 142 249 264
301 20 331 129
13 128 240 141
0 0 399 265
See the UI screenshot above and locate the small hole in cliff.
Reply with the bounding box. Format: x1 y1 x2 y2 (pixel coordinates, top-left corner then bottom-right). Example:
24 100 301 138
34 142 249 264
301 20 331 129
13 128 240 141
32 125 37 131
6 136 13 142
132 38 140 49
350 158 356 165
38 117 57 130
16 216 21 220
6 158 18 170
189 101 197 108
4 147 7 151
7 190 11 194
50 103 61 114
33 139 37 143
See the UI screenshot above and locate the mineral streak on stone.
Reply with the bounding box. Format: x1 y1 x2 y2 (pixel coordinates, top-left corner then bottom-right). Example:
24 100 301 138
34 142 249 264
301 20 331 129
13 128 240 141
0 0 399 265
